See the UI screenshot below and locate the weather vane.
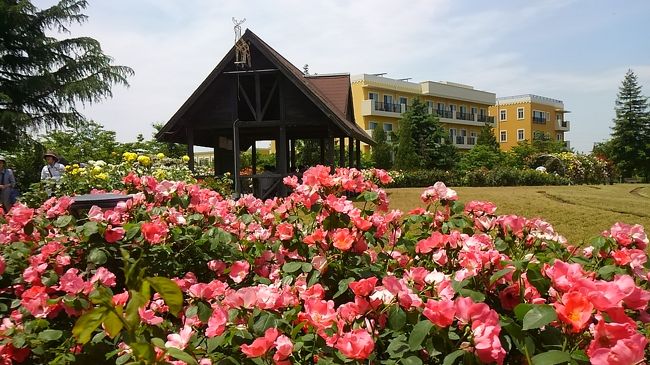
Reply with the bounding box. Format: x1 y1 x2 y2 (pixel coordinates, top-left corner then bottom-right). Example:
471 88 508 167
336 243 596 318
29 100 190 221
232 17 250 68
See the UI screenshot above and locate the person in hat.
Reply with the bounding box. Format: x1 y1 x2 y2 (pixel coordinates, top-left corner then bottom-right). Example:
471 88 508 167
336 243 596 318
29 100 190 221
0 156 17 212
41 151 66 181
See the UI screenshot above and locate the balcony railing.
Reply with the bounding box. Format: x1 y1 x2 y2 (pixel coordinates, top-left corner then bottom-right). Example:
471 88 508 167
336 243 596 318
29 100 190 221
532 116 547 124
374 102 403 113
456 112 474 121
434 109 454 119
477 115 494 124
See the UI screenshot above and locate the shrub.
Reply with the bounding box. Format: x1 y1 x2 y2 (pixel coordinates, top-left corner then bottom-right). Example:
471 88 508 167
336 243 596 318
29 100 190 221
0 167 647 364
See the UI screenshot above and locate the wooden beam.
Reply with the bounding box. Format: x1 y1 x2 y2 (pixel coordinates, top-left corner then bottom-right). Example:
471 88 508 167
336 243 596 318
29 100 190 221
187 127 195 171
260 78 279 120
233 121 241 196
290 139 296 171
339 138 345 167
236 119 321 128
251 142 257 175
356 139 361 168
238 81 257 120
278 126 288 196
320 138 325 164
348 137 354 167
223 69 279 75
254 74 262 122
327 137 335 167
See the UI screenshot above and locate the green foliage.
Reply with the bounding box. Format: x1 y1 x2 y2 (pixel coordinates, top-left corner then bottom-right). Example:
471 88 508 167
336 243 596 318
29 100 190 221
476 122 500 151
296 139 322 168
610 69 650 179
371 127 393 169
0 0 134 151
395 99 457 170
458 145 505 172
120 123 186 159
41 121 122 165
463 167 570 187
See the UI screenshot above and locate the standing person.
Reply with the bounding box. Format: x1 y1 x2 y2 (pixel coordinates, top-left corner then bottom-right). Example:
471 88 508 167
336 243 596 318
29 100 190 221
0 156 17 213
41 152 65 181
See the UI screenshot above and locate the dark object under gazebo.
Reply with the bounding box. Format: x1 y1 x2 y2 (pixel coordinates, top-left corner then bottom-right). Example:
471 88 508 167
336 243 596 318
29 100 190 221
156 29 373 199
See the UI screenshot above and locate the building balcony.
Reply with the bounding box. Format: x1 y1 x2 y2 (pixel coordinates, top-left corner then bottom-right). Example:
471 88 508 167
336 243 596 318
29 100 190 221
360 99 406 117
452 136 476 149
532 116 547 124
555 120 570 131
365 129 392 142
429 108 495 127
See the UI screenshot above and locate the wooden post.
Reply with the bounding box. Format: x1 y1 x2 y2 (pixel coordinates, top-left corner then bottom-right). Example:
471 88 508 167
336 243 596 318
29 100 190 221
187 127 195 171
339 138 345 167
233 121 241 197
251 141 257 175
356 139 361 168
290 139 296 172
278 126 288 196
319 138 325 165
327 137 335 168
255 74 262 121
213 145 218 176
348 137 354 167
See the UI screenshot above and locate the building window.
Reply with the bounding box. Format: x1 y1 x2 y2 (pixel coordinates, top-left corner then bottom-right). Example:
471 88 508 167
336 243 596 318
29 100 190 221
449 128 457 141
471 106 477 115
449 104 456 112
426 100 434 108
532 110 547 124
399 96 408 105
383 123 393 132
517 107 524 120
368 121 378 130
500 130 507 142
383 95 393 105
368 92 378 100
517 129 525 141
556 133 563 141
500 109 507 121
479 108 486 116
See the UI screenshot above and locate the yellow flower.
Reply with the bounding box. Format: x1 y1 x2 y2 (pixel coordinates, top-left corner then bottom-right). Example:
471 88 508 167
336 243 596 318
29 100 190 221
182 155 190 163
92 166 102 174
153 169 166 179
123 152 137 162
65 165 73 172
156 153 165 160
137 155 151 166
96 173 108 180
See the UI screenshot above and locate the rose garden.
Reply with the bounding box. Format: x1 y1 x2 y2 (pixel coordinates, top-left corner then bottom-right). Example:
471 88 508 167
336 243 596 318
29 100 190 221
0 155 648 364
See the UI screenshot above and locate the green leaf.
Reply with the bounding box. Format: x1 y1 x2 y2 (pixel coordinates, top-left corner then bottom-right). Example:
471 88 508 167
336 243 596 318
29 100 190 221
333 277 355 299
252 312 277 336
514 303 534 321
532 350 571 365
301 262 313 273
88 248 108 265
408 320 433 350
522 304 557 331
282 262 303 273
146 277 183 316
83 221 99 237
598 265 617 280
73 307 107 344
442 350 466 365
386 335 409 358
103 309 124 339
458 289 485 302
37 329 63 342
166 347 199 365
526 265 550 294
388 306 406 331
151 337 166 349
197 301 213 323
571 350 589 362
125 290 148 328
489 267 514 284
54 215 73 228
402 356 423 365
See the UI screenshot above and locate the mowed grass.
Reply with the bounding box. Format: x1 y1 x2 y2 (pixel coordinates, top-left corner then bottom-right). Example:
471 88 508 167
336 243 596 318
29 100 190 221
385 184 650 245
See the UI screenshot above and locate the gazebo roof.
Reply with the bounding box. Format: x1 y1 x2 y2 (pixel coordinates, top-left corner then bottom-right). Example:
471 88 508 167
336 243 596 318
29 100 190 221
156 29 373 145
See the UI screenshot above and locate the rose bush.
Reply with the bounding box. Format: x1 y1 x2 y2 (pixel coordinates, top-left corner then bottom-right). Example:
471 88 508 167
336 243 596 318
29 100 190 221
0 166 648 364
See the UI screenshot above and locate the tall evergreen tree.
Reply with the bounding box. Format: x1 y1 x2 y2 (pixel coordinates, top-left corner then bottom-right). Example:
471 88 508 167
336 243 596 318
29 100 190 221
371 127 392 169
610 70 650 179
476 122 500 152
0 0 134 150
395 99 457 170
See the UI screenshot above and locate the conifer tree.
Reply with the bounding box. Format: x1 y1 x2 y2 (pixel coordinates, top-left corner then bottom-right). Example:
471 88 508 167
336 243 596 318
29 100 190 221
476 122 500 152
0 0 134 150
371 126 392 169
610 70 650 179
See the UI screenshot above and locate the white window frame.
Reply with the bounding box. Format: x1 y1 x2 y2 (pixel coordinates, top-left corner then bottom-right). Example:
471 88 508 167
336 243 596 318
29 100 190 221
500 130 507 142
500 109 507 121
556 133 563 141
437 102 445 111
470 106 478 115
383 94 393 105
368 121 378 130
368 92 378 100
517 107 524 120
448 104 457 112
479 108 486 116
383 123 393 132
399 96 408 105
517 129 525 141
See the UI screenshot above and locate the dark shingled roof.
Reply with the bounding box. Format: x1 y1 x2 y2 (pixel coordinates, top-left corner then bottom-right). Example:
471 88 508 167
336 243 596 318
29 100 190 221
157 29 373 145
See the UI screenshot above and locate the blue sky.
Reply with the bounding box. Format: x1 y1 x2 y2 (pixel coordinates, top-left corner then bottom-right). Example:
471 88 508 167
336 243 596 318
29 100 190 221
35 0 650 152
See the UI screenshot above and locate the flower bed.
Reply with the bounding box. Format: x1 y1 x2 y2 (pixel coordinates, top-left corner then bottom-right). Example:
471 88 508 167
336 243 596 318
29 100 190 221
0 166 648 364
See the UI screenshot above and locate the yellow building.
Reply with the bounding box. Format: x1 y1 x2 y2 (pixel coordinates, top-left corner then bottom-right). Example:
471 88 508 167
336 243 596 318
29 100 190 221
489 95 570 151
350 74 496 153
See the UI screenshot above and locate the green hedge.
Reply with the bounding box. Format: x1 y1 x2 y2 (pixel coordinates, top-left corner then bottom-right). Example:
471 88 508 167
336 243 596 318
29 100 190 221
386 167 570 188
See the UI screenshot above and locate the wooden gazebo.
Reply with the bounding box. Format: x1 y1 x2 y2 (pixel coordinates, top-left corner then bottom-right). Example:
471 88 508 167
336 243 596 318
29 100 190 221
156 29 373 198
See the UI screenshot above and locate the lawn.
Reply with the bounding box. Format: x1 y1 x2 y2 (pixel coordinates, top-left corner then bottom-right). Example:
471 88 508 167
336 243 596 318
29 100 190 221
385 184 650 244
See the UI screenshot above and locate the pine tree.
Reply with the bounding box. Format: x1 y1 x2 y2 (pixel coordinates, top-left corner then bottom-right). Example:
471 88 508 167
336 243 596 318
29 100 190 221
476 122 500 152
395 99 456 170
0 0 134 150
610 70 650 179
371 127 392 169
394 113 419 170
